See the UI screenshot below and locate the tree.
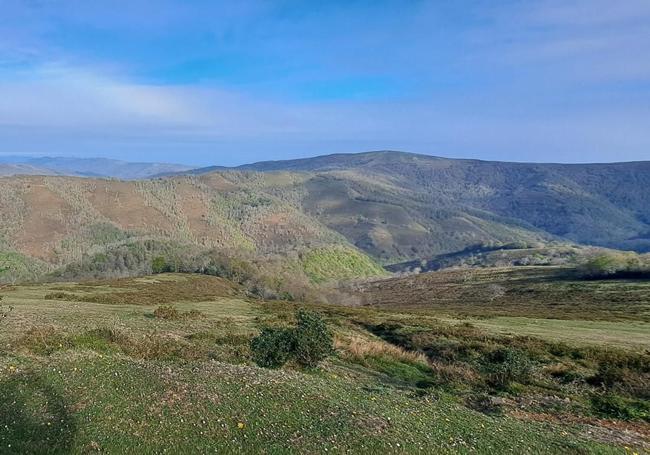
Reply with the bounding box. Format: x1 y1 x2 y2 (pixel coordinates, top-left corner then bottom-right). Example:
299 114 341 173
151 256 168 274
579 252 643 278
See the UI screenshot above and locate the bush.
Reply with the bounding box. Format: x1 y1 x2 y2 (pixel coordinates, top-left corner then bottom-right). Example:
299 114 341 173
588 362 649 398
590 393 650 421
293 310 334 368
483 348 533 389
250 310 334 369
44 292 71 300
546 363 582 384
250 328 295 368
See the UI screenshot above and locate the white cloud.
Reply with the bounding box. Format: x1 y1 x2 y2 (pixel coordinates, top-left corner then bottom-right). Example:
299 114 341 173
470 0 650 83
0 64 213 129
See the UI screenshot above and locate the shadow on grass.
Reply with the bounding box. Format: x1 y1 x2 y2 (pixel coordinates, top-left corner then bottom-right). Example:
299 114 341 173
0 372 76 453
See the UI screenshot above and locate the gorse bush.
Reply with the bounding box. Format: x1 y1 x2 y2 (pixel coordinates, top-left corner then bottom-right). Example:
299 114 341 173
293 310 334 368
250 328 295 369
482 348 533 389
250 310 334 369
153 305 180 320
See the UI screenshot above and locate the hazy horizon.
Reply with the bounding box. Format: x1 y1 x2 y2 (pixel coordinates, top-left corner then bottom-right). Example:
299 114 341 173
2 1 649 166
2 148 650 168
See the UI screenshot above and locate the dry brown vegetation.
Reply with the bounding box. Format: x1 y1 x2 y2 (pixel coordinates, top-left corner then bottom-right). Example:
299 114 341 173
350 266 650 321
335 334 428 365
0 174 345 266
45 274 238 305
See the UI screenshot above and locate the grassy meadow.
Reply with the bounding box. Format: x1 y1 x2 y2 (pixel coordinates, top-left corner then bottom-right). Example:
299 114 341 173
0 271 648 453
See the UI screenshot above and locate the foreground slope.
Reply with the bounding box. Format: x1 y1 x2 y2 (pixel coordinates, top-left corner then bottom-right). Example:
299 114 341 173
1 273 648 452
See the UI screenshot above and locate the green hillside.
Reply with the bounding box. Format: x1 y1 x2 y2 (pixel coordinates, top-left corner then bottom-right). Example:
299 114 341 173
1 272 647 452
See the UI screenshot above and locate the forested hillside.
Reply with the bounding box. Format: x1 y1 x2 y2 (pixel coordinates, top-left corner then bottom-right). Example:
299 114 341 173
236 151 650 256
0 172 384 289
1 151 648 283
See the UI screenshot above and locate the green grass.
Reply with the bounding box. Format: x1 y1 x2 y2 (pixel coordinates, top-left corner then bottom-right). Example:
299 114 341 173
0 354 623 454
468 316 650 350
302 246 387 283
0 274 647 453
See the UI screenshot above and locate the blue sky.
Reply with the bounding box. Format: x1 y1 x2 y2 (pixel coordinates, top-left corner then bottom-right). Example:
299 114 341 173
1 0 649 166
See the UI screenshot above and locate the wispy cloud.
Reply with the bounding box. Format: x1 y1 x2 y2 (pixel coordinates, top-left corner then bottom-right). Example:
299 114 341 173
0 1 648 164
473 0 650 83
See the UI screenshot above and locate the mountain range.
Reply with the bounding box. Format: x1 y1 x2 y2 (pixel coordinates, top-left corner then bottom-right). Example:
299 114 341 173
215 151 650 255
0 156 192 179
0 151 648 282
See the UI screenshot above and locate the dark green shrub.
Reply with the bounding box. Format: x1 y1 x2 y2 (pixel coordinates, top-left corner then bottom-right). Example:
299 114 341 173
293 310 334 368
483 348 533 389
588 362 650 399
153 305 204 321
250 328 295 368
250 310 334 369
547 363 583 384
590 393 650 421
44 292 71 300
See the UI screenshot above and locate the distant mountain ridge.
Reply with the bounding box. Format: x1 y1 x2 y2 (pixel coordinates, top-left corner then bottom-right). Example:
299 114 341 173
0 155 192 179
0 151 648 284
211 151 650 255
0 163 60 177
